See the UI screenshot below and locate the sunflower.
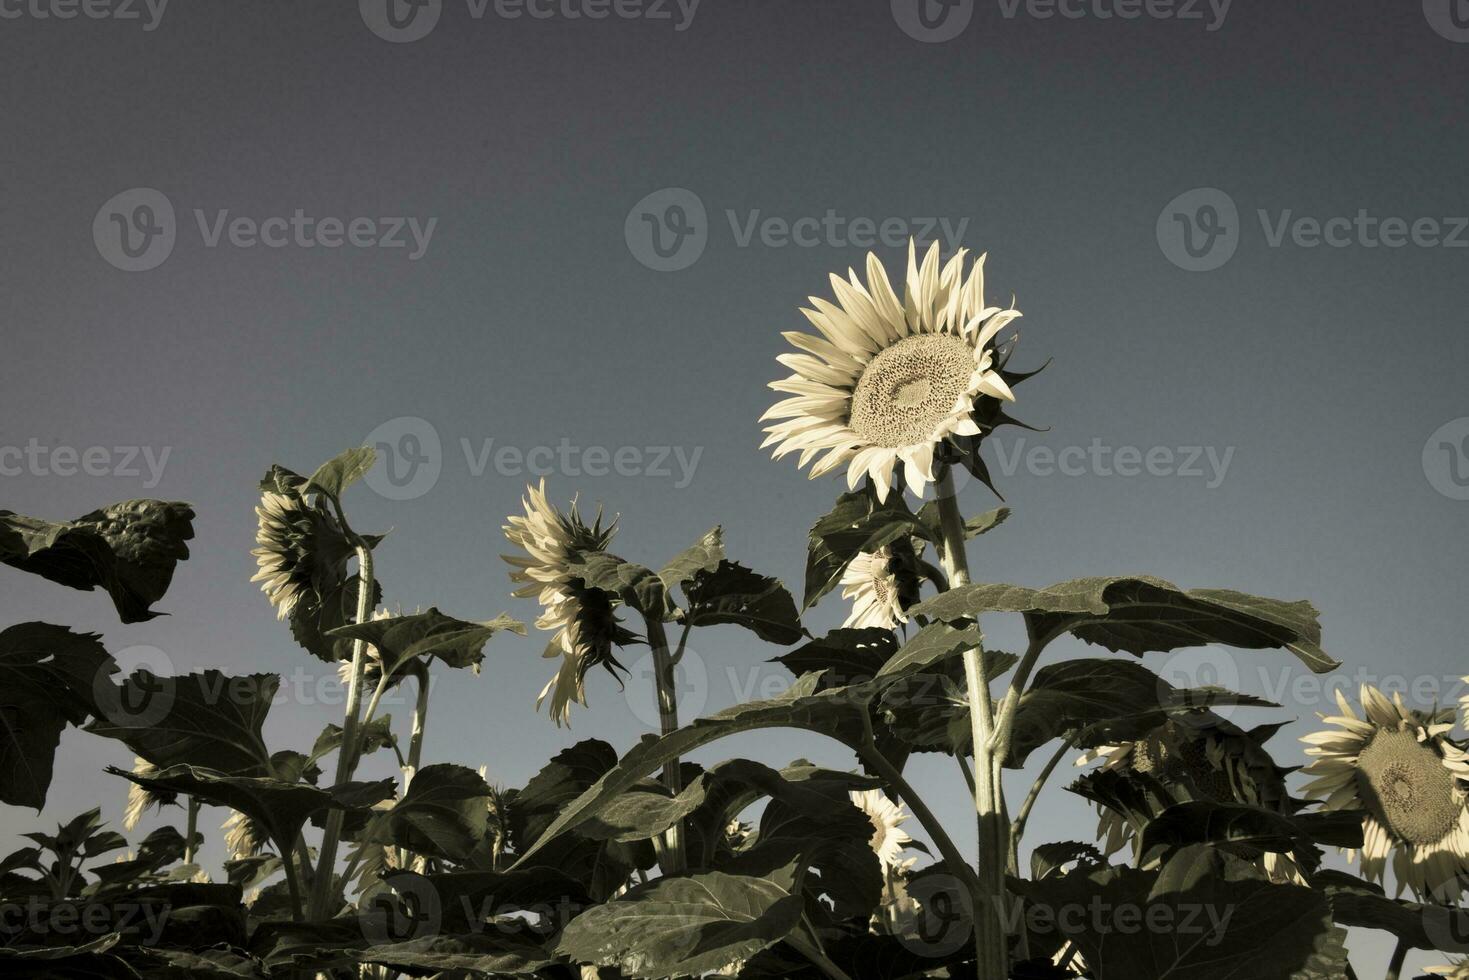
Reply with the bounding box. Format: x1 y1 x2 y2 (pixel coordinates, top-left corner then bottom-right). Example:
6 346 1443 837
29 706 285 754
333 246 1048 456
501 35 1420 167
850 788 915 871
250 472 354 621
761 240 1022 501
1428 961 1469 979
1077 715 1304 881
1301 685 1469 900
503 481 635 726
122 757 163 831
840 547 908 630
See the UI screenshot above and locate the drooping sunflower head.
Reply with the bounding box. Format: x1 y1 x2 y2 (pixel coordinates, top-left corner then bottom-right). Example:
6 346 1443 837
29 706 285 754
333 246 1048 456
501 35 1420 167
839 547 907 630
1301 684 1469 899
250 469 354 621
122 757 164 831
503 481 633 725
762 240 1027 501
850 788 915 872
1428 960 1469 979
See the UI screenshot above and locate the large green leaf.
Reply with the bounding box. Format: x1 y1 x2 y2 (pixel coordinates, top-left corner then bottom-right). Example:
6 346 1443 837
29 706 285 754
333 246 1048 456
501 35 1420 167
358 932 551 976
1138 801 1363 866
684 560 803 645
328 607 525 677
87 671 277 775
772 627 898 687
803 489 931 611
304 446 377 502
659 525 725 594
1007 658 1279 767
108 764 393 860
360 764 490 862
566 552 676 621
580 778 710 844
914 575 1338 673
512 674 878 867
1010 846 1340 979
557 871 804 979
874 621 1005 680
0 500 195 622
0 623 116 808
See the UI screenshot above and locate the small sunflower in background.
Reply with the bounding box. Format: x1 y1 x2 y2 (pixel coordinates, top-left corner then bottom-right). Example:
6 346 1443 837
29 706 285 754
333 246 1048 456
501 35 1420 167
761 240 1024 501
850 787 916 872
1301 685 1469 899
502 480 636 726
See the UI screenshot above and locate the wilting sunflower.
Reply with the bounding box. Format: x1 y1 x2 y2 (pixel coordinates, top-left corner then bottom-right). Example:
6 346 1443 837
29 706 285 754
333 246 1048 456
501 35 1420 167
503 481 635 726
850 788 915 871
840 547 907 630
250 474 354 621
1077 715 1304 882
1428 961 1469 979
122 757 163 831
761 240 1022 501
1301 685 1469 899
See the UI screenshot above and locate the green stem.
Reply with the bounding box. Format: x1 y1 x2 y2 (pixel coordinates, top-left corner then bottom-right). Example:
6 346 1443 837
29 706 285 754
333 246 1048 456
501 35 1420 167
1009 736 1075 875
281 845 307 922
405 671 430 786
183 796 199 865
934 465 1009 980
1384 938 1409 980
644 615 685 873
310 542 376 918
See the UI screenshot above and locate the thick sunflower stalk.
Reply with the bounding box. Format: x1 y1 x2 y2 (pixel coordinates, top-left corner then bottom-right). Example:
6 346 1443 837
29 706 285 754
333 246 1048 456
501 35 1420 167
764 240 1034 980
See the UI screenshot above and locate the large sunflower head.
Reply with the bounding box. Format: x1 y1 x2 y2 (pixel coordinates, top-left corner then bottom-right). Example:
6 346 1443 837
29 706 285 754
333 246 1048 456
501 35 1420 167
503 481 634 726
762 240 1026 501
1301 684 1469 900
250 468 354 621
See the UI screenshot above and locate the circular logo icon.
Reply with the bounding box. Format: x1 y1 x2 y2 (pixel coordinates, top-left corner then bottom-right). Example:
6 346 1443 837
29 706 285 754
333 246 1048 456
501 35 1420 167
625 646 708 729
360 0 442 42
1154 647 1243 723
891 0 974 43
358 870 443 944
897 872 974 957
364 417 442 500
625 188 708 272
1156 188 1240 272
94 188 176 272
1423 418 1469 500
91 645 178 729
1424 0 1469 42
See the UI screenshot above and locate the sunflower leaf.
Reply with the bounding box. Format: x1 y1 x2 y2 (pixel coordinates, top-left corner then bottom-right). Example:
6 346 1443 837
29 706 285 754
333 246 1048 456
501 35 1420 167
0 500 195 623
556 870 804 979
913 575 1338 674
327 607 525 677
772 627 899 687
360 763 491 862
684 560 803 645
304 446 377 502
659 525 725 594
803 489 931 612
567 552 677 621
0 623 117 809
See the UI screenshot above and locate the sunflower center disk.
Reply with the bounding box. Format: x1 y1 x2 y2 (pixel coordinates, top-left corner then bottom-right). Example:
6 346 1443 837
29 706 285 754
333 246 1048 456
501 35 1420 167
1355 728 1460 845
848 333 975 449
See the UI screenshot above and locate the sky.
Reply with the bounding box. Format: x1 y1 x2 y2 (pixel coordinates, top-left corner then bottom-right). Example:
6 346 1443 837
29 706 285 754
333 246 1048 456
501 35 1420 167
2 0 1468 974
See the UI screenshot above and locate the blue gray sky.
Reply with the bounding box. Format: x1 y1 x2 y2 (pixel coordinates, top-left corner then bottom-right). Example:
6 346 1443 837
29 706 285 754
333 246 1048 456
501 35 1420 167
3 0 1468 972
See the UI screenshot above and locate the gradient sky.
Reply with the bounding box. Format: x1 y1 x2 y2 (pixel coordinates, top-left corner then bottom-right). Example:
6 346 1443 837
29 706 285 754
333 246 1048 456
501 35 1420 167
3 0 1467 973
